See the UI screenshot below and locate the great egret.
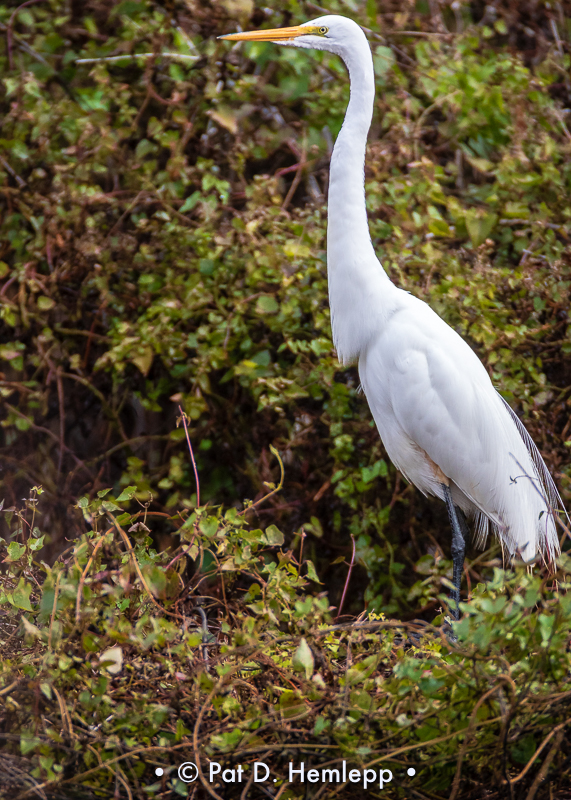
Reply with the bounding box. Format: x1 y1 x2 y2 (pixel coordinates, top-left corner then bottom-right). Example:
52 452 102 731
220 15 567 618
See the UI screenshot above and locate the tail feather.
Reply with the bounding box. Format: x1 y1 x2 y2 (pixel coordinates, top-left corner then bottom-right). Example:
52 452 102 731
498 393 567 559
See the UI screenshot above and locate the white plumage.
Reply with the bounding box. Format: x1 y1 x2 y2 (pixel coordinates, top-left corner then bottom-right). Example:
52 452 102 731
221 16 566 582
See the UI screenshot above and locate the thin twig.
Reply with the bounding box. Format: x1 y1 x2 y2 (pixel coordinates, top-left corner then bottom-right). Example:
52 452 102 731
54 327 111 342
449 682 511 800
297 528 306 577
82 435 168 467
0 680 21 697
164 541 197 571
178 405 200 507
52 684 74 738
282 137 307 210
550 17 564 57
76 52 199 65
56 369 65 477
0 156 26 188
106 190 145 238
524 726 566 800
75 535 107 623
326 715 503 798
275 159 315 178
238 445 284 515
110 518 181 620
391 29 454 37
336 534 356 621
239 769 255 800
61 372 129 441
0 19 51 70
7 0 49 70
194 606 210 666
506 716 571 786
108 768 133 800
47 570 62 651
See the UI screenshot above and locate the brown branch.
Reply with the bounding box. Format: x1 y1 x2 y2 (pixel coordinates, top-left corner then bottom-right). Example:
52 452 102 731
449 681 513 800
281 142 306 211
239 445 284 516
52 684 74 739
56 368 65 476
7 0 49 70
178 405 200 507
75 535 107 623
110 517 182 620
47 570 63 651
336 534 356 621
106 190 146 238
506 716 571 787
524 725 566 800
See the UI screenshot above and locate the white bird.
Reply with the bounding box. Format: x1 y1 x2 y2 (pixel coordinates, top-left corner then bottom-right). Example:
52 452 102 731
220 15 567 617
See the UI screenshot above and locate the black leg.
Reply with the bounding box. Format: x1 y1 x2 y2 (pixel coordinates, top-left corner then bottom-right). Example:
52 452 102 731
442 484 467 621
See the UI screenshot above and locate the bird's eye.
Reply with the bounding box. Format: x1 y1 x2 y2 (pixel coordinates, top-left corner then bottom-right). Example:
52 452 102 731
318 26 329 35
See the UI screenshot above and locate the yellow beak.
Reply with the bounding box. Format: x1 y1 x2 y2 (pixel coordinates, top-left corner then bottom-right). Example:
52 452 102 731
219 25 311 42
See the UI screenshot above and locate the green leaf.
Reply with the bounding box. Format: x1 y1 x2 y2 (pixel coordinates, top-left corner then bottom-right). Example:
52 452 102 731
37 296 55 310
135 138 157 159
465 209 498 246
29 535 45 551
20 733 41 755
6 542 26 561
13 578 33 611
373 45 395 78
180 191 202 212
199 516 219 538
264 524 284 546
292 638 314 679
131 346 154 376
21 616 42 639
305 560 321 583
111 0 144 16
40 683 53 700
116 486 137 502
102 500 122 512
199 258 215 275
255 296 279 315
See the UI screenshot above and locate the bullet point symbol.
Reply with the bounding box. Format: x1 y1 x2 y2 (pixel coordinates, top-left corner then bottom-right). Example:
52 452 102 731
407 767 416 777
155 768 164 777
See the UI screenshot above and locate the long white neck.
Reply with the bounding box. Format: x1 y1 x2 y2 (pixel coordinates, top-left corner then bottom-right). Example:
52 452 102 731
326 32 394 364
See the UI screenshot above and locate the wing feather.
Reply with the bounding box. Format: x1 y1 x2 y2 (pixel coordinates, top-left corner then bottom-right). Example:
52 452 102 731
360 292 566 561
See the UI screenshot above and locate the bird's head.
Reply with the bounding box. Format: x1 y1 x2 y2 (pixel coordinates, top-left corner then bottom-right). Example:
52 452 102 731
218 14 366 58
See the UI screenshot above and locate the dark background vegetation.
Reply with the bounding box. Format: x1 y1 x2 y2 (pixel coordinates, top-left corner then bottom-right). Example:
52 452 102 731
1 0 571 798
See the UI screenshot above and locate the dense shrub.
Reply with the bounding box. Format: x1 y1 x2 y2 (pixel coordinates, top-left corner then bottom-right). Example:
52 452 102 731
2 490 571 798
1 0 569 614
1 0 571 796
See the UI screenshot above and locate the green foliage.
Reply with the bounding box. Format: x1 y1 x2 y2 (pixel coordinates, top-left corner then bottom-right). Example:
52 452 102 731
0 0 570 616
2 489 571 797
1 0 571 794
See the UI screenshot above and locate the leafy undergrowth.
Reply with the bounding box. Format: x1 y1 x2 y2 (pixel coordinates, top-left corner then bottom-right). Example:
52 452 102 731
1 477 571 800
0 0 570 619
1 0 571 798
